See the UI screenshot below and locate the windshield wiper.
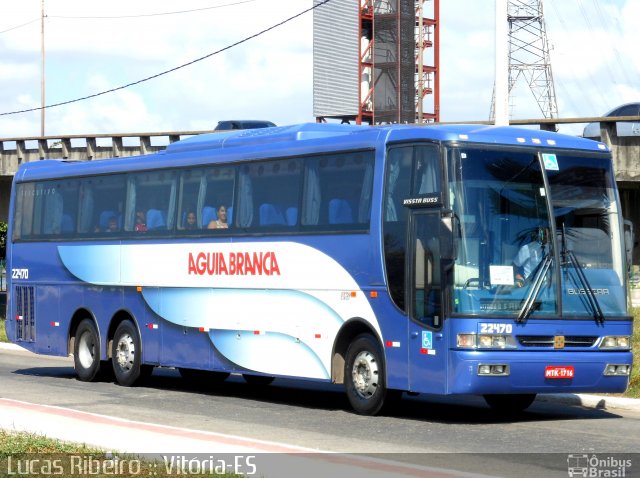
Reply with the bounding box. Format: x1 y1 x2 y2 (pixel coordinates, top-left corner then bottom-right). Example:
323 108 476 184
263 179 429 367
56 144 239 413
517 252 553 323
560 224 605 323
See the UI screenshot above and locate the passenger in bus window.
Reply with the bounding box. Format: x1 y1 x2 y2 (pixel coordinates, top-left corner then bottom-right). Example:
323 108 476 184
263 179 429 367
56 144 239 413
185 211 197 230
207 205 229 229
105 216 119 233
134 210 147 232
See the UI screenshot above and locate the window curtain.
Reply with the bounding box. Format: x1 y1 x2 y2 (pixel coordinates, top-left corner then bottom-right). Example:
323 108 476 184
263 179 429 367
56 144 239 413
238 167 254 227
124 176 137 231
303 162 321 225
358 159 374 223
385 156 400 221
78 184 94 233
43 190 63 234
196 173 208 227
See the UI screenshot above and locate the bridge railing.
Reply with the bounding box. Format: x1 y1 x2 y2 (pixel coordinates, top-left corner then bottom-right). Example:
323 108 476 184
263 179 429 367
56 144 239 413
0 130 211 176
1 117 638 177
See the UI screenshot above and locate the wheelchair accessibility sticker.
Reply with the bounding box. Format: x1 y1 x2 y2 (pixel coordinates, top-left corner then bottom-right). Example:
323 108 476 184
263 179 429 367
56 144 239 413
420 331 436 355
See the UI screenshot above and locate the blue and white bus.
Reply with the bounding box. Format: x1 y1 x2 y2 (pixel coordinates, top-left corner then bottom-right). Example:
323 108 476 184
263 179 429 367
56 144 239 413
5 123 633 415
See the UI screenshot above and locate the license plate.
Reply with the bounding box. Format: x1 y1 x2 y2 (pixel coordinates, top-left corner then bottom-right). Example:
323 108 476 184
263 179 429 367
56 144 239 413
545 366 575 379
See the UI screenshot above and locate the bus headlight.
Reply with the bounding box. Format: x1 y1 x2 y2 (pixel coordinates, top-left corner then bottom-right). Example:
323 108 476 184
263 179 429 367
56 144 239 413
478 334 508 349
478 364 510 376
604 364 631 376
457 334 514 349
599 336 631 350
457 334 476 348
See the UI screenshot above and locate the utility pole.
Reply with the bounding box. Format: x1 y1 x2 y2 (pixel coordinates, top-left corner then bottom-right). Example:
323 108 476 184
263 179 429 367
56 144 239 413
41 0 45 137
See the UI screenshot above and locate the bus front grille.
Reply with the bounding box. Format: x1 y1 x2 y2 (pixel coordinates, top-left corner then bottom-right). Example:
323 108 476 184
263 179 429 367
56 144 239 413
15 286 36 342
517 335 598 348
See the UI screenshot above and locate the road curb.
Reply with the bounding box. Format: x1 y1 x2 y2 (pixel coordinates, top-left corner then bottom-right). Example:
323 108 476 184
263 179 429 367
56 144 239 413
539 393 640 412
0 342 27 352
0 342 28 353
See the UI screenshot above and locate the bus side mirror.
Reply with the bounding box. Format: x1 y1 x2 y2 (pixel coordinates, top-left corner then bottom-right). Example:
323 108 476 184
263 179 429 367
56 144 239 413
624 219 634 271
440 214 456 260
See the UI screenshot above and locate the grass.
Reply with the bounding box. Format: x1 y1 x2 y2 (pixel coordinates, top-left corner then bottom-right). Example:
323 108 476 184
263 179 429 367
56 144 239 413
0 319 6 343
0 429 101 455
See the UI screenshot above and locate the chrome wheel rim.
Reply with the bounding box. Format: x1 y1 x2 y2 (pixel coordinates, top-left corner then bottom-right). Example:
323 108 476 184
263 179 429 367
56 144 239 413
77 330 96 369
351 350 379 399
115 333 135 372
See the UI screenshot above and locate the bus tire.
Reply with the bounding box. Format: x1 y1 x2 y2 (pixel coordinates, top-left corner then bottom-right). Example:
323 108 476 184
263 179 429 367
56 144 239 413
112 320 147 387
483 393 536 413
345 333 388 416
243 374 275 386
73 319 101 382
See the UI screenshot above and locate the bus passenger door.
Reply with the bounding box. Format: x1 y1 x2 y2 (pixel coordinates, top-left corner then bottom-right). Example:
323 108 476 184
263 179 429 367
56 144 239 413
407 211 448 394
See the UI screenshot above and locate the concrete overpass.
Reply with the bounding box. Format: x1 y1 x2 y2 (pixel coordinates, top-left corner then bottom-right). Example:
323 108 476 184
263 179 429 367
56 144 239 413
1 117 639 259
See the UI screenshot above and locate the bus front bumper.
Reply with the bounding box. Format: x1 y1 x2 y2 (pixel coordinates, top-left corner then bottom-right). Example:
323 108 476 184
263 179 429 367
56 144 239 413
447 350 633 395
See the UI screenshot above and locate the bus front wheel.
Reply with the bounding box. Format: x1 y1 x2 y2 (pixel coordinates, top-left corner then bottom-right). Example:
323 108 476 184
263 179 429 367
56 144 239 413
112 320 151 386
483 393 536 413
74 319 101 382
345 334 389 416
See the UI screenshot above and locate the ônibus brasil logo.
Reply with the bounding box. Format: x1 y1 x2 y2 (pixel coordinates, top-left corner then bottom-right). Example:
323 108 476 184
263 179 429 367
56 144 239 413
567 454 632 477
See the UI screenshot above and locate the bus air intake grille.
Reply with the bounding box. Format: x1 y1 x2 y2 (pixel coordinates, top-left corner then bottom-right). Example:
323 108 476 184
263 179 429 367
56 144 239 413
516 336 598 348
15 286 36 342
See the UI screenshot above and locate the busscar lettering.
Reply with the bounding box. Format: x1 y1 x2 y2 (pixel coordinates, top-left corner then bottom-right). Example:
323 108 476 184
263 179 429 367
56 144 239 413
188 251 281 276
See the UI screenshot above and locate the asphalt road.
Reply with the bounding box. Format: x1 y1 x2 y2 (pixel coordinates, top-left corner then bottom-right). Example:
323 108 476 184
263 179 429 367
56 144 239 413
1 347 640 477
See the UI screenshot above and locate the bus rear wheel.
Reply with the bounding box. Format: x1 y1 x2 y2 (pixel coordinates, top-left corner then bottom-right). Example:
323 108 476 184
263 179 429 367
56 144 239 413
112 320 151 386
345 334 389 416
483 393 536 413
74 319 101 382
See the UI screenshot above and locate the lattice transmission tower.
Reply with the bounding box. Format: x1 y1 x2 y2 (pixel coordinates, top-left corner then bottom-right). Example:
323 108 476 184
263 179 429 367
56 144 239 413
491 0 558 120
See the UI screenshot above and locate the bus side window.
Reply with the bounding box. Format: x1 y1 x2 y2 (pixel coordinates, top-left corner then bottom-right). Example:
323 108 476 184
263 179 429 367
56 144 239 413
240 159 302 230
18 179 80 238
176 168 206 231
127 171 176 232
202 165 236 229
304 151 373 228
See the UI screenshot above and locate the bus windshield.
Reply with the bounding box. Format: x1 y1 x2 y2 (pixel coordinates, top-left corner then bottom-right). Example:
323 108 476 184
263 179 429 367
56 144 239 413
449 146 626 318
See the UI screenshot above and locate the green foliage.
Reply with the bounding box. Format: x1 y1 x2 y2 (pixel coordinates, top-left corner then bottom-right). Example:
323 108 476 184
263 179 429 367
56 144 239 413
627 308 640 398
0 319 6 343
0 430 100 455
0 221 6 260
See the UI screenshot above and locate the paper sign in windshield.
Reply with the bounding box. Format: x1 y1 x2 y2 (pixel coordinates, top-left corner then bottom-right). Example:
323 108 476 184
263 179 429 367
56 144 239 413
489 265 515 286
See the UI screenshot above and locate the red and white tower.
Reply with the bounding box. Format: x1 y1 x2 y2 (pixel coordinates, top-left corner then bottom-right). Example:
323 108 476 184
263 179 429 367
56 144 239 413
314 0 439 124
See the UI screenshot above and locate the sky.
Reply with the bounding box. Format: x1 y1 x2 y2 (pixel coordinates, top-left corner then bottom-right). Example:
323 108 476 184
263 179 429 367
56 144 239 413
0 0 638 138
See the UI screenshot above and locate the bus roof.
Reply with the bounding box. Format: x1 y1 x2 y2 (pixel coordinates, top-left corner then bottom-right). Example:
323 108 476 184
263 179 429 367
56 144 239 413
166 123 608 154
14 123 609 182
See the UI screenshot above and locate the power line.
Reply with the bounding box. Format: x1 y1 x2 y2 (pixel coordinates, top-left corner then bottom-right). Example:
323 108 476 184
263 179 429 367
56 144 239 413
0 1 259 36
48 0 259 20
0 18 39 35
0 0 332 118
